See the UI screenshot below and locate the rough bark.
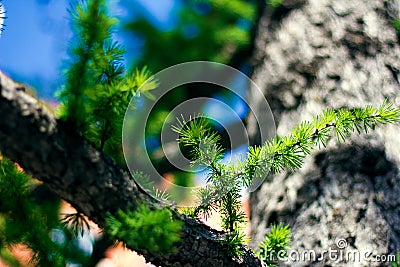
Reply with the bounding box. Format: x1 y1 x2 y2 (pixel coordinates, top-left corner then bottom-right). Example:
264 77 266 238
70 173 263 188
248 0 400 266
0 71 261 266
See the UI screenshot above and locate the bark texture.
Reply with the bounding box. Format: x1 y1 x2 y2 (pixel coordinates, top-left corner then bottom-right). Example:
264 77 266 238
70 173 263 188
0 71 261 267
248 0 400 266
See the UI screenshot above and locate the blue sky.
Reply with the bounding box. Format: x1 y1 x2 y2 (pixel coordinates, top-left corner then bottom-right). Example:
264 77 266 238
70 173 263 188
0 0 178 99
0 0 70 98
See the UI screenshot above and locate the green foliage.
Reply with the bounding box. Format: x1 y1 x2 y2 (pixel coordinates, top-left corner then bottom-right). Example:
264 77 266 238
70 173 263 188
220 190 246 233
61 212 91 238
394 19 400 34
105 205 182 254
173 115 224 165
57 0 119 130
173 115 248 256
391 254 400 267
0 248 23 267
130 171 172 203
124 0 257 181
55 0 184 260
267 0 283 9
222 230 247 258
125 0 257 70
257 223 291 267
0 156 89 266
57 0 157 164
173 101 400 258
243 100 400 180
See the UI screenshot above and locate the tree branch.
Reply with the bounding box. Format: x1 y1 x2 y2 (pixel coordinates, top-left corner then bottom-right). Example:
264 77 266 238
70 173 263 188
0 71 261 266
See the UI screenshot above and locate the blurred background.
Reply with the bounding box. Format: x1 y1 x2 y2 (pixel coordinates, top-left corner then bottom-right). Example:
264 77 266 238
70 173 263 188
0 0 256 163
0 0 256 99
0 0 180 100
0 0 260 266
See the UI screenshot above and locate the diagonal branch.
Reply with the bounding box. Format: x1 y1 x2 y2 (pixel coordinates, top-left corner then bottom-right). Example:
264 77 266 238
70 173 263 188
0 71 261 266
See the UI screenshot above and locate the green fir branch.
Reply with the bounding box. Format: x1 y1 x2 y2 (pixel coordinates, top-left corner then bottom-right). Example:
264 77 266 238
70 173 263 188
242 100 400 184
172 100 400 258
105 205 182 254
60 212 91 238
0 156 89 266
57 0 157 164
173 115 248 256
257 223 291 267
222 230 247 258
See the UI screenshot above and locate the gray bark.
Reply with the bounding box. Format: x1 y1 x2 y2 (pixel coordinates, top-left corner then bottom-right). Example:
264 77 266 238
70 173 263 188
0 71 261 266
248 0 400 266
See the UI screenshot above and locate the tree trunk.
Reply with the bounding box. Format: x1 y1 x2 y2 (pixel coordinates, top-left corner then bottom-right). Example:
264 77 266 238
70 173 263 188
248 0 400 266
